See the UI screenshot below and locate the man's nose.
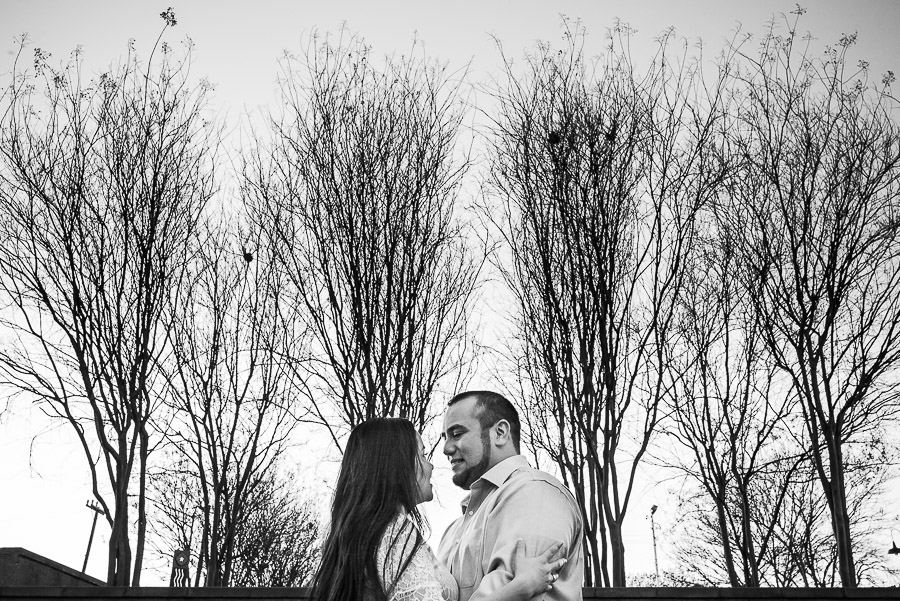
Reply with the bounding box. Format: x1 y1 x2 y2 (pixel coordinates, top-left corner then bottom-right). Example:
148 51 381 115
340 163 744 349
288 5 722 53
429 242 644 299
442 437 453 456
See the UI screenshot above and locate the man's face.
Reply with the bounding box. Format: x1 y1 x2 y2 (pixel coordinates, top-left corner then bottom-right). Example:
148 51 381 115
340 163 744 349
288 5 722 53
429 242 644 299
442 396 492 489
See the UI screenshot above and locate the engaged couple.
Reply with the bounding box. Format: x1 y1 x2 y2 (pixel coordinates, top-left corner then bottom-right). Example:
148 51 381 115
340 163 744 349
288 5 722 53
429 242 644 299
313 390 585 601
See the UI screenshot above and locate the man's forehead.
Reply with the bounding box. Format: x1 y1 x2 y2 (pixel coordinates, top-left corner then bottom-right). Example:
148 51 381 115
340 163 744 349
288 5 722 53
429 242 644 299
443 396 480 428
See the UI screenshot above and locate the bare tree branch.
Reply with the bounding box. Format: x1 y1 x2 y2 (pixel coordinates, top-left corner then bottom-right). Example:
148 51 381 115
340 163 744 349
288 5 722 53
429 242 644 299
0 23 216 585
244 29 483 443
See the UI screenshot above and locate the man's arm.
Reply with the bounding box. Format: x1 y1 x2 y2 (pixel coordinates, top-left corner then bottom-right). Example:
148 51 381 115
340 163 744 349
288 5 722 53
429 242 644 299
471 479 583 601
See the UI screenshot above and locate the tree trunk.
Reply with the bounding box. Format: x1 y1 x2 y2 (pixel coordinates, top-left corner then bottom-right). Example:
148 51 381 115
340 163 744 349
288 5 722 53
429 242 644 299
714 485 740 586
828 436 857 587
586 456 606 587
608 519 626 586
107 495 132 585
736 478 759 587
132 427 149 586
598 514 610 587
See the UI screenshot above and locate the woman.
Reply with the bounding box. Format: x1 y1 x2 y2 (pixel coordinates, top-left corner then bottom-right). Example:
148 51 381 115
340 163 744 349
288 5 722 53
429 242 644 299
313 417 565 601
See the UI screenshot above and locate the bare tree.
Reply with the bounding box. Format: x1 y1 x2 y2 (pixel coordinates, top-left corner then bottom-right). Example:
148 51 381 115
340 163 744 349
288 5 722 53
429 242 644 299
155 213 303 586
244 29 482 443
761 439 898 587
723 11 900 586
672 434 898 587
666 207 798 586
0 11 216 585
229 472 321 587
148 453 199 571
150 456 321 588
485 21 726 586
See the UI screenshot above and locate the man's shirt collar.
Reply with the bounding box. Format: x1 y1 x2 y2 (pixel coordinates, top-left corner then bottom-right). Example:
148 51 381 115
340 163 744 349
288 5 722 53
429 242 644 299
459 454 529 513
479 454 529 488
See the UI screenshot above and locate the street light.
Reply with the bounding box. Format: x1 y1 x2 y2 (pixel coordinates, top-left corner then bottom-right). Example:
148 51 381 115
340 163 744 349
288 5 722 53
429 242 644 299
889 529 900 555
650 505 659 585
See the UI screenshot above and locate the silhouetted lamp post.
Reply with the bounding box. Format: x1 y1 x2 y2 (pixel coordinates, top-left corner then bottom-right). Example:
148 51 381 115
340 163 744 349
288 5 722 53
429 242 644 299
650 504 659 584
889 529 900 556
82 500 103 573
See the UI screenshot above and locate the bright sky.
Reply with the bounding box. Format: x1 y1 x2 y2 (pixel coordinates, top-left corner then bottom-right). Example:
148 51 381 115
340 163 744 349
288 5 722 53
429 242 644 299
4 1 900 116
2 0 900 587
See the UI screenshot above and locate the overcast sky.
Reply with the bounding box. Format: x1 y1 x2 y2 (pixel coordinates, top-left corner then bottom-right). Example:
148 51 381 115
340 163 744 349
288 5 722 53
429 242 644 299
4 1 900 114
2 0 900 586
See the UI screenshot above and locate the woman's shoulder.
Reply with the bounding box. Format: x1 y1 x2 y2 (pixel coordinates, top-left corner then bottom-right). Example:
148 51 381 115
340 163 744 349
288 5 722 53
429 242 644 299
378 511 419 566
387 510 430 543
384 511 419 542
382 527 456 601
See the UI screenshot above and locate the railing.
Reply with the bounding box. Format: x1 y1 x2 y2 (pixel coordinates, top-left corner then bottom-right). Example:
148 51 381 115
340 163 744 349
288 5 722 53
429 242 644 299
2 550 899 600
1 587 900 600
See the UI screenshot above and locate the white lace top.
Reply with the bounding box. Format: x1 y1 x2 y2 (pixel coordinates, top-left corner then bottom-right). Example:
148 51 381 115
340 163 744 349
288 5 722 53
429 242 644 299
377 512 459 601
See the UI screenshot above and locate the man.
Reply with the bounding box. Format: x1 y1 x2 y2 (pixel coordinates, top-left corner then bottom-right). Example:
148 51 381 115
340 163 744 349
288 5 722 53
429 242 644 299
438 391 584 601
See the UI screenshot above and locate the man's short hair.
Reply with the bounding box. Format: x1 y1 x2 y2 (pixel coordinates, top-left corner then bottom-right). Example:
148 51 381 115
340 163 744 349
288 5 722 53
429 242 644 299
448 390 520 452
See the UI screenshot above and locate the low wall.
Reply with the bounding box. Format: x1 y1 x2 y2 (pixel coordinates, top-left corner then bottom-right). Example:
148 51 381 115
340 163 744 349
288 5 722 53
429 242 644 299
1 549 898 600
1 587 899 600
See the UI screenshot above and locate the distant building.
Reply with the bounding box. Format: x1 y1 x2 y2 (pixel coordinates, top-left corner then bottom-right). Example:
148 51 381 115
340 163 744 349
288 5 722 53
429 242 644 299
0 548 102 586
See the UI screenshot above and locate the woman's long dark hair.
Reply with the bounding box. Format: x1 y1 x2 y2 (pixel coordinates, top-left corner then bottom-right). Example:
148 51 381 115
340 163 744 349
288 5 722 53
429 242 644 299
313 418 427 601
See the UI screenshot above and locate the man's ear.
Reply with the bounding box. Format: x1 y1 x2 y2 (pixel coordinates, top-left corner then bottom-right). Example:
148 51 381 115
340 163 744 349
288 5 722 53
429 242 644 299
492 419 511 446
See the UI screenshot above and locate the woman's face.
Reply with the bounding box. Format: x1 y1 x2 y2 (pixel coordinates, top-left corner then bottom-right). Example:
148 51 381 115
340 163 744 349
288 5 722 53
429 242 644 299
415 432 434 504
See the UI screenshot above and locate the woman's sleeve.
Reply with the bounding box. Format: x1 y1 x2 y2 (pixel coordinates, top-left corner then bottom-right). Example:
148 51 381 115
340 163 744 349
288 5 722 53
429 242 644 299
378 517 446 601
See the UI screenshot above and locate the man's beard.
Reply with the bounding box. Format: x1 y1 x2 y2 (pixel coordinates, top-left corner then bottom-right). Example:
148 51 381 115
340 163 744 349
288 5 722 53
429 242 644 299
452 430 492 489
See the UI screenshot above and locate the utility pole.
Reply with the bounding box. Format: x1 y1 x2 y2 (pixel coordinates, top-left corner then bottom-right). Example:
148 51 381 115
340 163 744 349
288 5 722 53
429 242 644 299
82 500 103 573
650 504 659 585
